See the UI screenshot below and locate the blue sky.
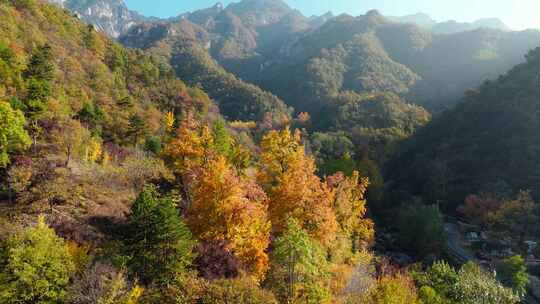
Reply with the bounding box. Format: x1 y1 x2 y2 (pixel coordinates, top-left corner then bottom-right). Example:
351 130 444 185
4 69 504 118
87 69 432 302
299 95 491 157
124 0 540 30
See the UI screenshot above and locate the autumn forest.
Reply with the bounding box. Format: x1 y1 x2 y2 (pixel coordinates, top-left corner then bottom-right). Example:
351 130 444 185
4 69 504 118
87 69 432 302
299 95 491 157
1 0 540 303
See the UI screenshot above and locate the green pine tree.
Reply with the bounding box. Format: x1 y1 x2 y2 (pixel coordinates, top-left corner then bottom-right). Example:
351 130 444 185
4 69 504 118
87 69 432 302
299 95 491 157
272 218 329 303
127 114 148 146
126 186 195 284
212 119 233 158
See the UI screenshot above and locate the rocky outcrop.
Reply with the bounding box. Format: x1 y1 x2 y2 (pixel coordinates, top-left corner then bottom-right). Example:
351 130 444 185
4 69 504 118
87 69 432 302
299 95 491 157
47 0 147 38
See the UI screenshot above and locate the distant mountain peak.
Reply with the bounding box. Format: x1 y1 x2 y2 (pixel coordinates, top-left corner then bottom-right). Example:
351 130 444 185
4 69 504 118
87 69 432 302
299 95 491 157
213 2 224 10
388 12 510 34
46 0 146 37
473 18 510 31
321 11 334 18
366 9 382 17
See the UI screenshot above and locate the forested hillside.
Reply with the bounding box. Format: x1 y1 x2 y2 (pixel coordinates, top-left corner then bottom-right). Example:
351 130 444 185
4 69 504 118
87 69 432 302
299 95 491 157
0 1 401 303
120 18 292 124
1 0 539 303
0 0 217 237
120 1 540 116
388 47 540 210
118 2 540 171
120 5 432 182
252 10 540 113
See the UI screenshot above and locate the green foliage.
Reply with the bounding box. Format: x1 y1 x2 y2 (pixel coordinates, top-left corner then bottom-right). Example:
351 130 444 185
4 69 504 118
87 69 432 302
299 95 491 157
78 101 104 130
363 274 420 304
144 136 162 154
126 186 195 284
413 261 519 304
212 119 233 158
311 131 356 175
319 92 430 165
126 114 149 146
397 204 446 258
168 40 291 123
453 262 518 304
24 44 55 82
330 92 430 136
0 216 75 304
412 261 458 301
0 0 212 153
356 157 385 210
496 255 529 297
0 100 31 167
389 47 540 208
271 218 329 303
20 44 55 120
418 286 445 304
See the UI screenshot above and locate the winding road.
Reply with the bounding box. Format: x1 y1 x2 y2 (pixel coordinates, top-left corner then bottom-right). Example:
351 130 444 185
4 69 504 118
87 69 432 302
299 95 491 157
444 223 538 304
444 222 474 263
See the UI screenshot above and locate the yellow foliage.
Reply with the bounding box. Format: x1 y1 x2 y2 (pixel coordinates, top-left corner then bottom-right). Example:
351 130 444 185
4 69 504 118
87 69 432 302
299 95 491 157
329 171 375 251
101 151 110 166
66 241 90 272
163 115 212 172
361 274 420 304
86 136 102 163
165 111 175 132
229 120 257 130
187 156 271 281
124 285 144 304
52 119 89 166
259 128 338 248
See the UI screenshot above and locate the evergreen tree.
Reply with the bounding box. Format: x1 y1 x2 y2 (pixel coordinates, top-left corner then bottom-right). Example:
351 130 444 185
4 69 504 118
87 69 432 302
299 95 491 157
211 119 233 158
126 114 149 146
271 218 329 303
126 186 195 284
0 216 75 304
397 204 446 258
24 44 54 81
23 44 54 117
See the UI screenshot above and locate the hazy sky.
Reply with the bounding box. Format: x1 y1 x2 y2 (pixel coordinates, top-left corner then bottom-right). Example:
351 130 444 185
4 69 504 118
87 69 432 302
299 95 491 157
124 0 540 30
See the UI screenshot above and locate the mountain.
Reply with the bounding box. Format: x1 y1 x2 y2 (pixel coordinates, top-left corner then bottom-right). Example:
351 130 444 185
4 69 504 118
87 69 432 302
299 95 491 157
52 1 537 114
47 0 147 37
116 4 540 171
387 47 540 209
43 0 540 142
120 17 292 123
120 8 430 152
387 13 436 29
308 11 335 28
473 18 511 31
0 0 221 244
0 2 527 303
119 0 304 123
389 13 511 34
248 11 540 113
432 18 511 34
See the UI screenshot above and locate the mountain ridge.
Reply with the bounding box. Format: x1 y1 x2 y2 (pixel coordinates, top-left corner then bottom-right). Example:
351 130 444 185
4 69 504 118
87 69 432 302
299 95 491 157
388 13 512 34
